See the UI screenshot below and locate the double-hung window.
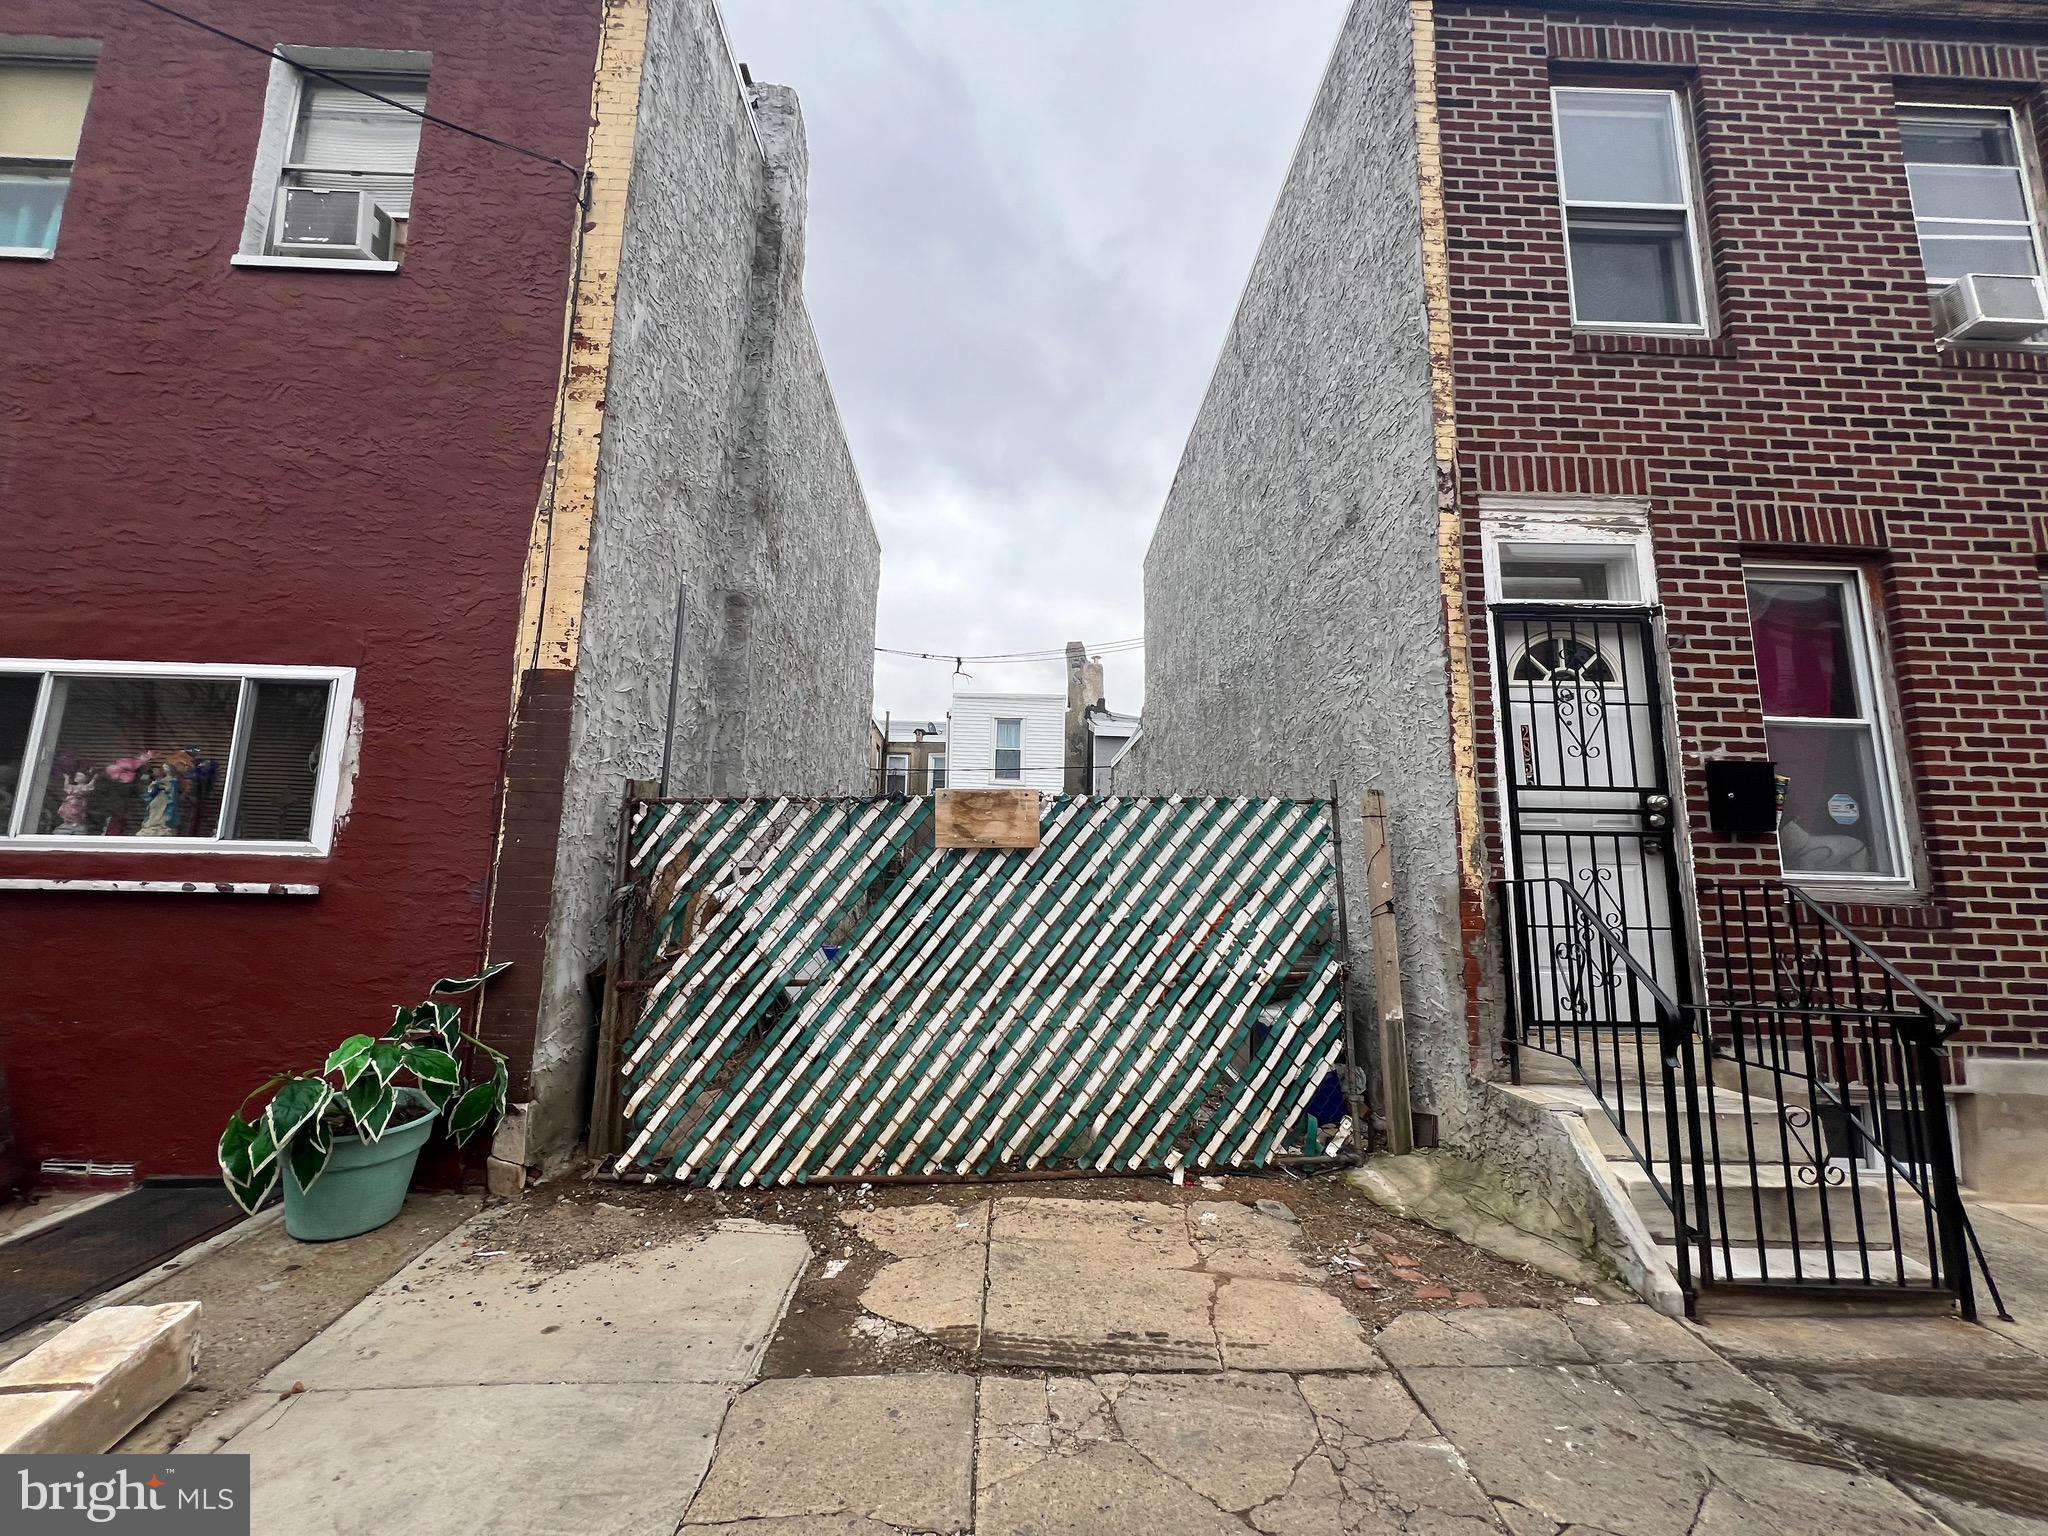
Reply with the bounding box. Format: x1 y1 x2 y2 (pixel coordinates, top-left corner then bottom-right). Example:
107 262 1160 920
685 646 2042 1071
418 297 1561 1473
884 753 909 796
1898 105 2044 284
0 662 354 853
1744 571 1909 883
0 54 95 258
239 51 429 269
276 72 426 260
1551 87 1710 331
928 754 947 792
993 719 1023 783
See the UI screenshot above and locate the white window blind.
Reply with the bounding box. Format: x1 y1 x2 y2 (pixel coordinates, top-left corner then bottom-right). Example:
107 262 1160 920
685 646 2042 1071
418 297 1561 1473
0 60 93 161
1 59 95 254
289 75 426 219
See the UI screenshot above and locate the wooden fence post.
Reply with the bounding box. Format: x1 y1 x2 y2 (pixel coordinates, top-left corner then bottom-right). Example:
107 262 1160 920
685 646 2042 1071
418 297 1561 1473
588 776 660 1166
1362 790 1414 1155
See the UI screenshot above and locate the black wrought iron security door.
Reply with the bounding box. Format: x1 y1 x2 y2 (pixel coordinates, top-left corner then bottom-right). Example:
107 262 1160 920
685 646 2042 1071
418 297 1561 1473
1493 606 1689 1022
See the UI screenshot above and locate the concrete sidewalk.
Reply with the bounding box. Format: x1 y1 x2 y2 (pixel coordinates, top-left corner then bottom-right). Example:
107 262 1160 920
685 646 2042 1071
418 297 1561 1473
179 1181 2048 1536
183 1215 809 1535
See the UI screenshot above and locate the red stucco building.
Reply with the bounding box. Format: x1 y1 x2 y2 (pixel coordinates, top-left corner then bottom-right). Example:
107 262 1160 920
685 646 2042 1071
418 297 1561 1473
0 0 878 1186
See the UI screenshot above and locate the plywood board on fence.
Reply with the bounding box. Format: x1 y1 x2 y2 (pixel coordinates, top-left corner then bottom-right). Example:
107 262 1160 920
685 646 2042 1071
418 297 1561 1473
934 788 1042 849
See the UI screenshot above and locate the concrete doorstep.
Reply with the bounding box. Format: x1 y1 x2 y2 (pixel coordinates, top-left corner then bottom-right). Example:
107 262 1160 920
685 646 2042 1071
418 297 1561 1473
0 1303 201 1453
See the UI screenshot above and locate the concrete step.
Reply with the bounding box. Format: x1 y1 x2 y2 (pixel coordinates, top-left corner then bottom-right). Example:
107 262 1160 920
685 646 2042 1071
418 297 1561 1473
1657 1243 1934 1287
1612 1160 1935 1251
1522 1080 1793 1162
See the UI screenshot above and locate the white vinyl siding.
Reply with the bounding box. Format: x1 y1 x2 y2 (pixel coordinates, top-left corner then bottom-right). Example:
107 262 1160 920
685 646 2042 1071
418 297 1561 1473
945 693 1064 791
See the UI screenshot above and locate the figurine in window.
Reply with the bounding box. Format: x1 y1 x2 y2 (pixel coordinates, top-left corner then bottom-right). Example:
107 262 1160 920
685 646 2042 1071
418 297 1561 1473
52 770 97 835
136 759 181 837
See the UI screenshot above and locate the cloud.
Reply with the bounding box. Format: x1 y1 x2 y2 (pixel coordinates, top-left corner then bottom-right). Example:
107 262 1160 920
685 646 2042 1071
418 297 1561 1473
721 0 1349 720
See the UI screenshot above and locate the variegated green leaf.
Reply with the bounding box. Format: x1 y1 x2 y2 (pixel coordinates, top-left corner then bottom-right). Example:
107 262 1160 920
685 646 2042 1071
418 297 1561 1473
344 1072 394 1139
218 1114 259 1184
418 1077 458 1112
447 1081 500 1146
404 1046 461 1087
224 1157 279 1215
264 1077 333 1154
357 1083 403 1140
285 1118 333 1195
247 1114 279 1174
428 960 510 998
326 1034 377 1086
367 1042 404 1085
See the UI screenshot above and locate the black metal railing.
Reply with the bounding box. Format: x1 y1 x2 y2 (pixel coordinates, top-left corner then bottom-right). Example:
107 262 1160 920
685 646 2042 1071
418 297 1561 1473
1500 876 1701 1305
1502 875 2002 1320
1695 881 1994 1319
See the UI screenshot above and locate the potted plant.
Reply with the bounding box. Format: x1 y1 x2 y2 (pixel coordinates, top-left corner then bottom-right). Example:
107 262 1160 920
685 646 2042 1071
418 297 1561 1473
217 962 511 1241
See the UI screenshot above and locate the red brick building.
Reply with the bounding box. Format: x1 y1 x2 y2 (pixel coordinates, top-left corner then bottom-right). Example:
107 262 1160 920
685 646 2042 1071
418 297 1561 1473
1433 0 2048 1192
1134 0 2047 1311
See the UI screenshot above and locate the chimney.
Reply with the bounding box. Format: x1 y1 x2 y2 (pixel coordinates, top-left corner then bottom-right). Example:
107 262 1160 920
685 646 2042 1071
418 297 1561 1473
1064 641 1103 795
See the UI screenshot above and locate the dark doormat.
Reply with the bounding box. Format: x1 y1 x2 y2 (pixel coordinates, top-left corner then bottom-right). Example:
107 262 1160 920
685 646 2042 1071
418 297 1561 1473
0 1178 246 1342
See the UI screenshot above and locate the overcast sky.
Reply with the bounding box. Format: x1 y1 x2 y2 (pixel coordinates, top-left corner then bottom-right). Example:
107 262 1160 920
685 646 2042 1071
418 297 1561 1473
720 0 1348 726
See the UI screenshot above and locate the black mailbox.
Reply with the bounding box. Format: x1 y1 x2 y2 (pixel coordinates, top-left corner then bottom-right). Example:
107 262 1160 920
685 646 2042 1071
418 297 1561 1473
1704 759 1779 835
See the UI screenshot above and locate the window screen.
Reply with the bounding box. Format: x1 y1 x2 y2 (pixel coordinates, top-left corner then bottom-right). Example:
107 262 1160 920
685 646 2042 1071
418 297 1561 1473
994 719 1023 782
5 667 344 846
1746 574 1907 880
1899 107 2043 283
0 59 95 254
1553 89 1707 329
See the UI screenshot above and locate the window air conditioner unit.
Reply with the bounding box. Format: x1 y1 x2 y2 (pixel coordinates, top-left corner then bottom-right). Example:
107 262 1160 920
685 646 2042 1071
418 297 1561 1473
1932 272 2048 346
274 186 394 261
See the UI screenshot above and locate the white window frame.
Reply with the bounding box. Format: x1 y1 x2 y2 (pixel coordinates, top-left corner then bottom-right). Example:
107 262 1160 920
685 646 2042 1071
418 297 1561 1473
0 40 100 261
233 47 429 274
1550 86 1714 336
884 753 910 796
928 753 947 792
993 718 1024 783
1743 564 1915 890
1 659 355 855
1480 501 1658 607
1897 101 2048 289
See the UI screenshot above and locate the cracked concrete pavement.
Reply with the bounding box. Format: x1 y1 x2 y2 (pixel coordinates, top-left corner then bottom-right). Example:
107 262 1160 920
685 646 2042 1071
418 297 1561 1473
181 1184 2048 1535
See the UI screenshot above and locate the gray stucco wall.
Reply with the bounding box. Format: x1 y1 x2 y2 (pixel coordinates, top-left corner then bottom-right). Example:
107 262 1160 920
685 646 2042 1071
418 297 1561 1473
525 0 879 1159
1118 0 1471 1124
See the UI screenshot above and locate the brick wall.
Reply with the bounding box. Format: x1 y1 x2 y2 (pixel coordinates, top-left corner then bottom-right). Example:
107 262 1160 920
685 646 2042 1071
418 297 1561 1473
1437 2 2048 1064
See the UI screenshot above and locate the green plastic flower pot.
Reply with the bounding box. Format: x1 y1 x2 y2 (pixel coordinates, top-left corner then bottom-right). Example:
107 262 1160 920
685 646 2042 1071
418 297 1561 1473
282 1089 437 1241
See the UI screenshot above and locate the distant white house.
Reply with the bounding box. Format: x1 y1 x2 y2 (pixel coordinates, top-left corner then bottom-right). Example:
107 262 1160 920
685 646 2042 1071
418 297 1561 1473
948 690 1065 791
1088 710 1141 793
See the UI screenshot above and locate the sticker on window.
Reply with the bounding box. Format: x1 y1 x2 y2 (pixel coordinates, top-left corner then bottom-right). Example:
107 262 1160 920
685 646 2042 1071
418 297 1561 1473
1827 793 1860 826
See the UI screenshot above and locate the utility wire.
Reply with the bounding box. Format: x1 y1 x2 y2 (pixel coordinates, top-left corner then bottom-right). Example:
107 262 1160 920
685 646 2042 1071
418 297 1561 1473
126 0 587 187
875 639 1143 664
